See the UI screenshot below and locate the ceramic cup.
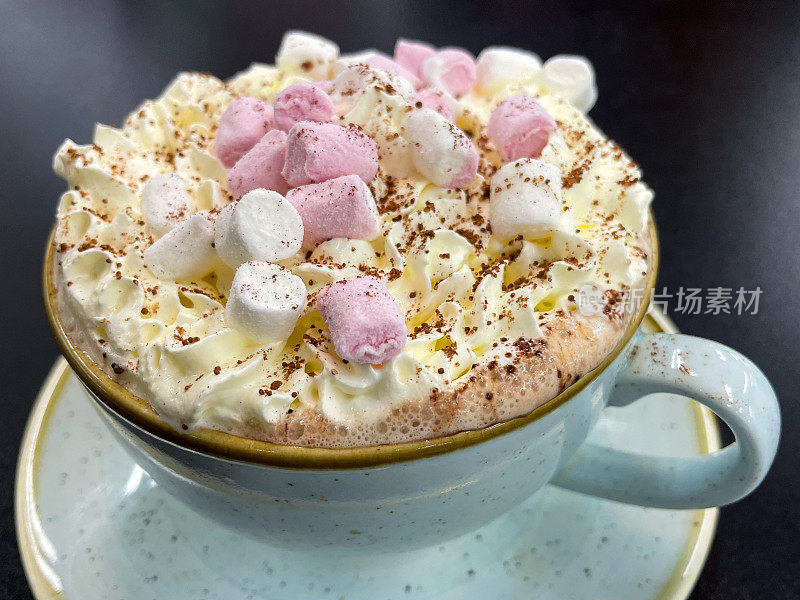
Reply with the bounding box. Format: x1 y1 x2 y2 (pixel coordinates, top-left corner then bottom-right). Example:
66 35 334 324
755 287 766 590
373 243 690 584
43 229 780 552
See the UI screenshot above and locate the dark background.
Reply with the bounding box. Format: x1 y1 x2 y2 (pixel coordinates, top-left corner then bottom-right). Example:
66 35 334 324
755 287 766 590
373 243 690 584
1 1 798 598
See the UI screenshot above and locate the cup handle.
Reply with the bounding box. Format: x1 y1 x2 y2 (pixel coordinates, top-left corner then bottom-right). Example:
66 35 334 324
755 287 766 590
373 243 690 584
550 333 780 509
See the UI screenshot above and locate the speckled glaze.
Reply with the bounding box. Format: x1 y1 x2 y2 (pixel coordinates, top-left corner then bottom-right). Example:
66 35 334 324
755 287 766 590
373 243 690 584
53 310 779 552
15 312 727 599
553 332 781 508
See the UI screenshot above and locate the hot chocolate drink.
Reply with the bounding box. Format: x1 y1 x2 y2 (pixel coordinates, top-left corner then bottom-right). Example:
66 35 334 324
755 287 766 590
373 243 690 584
51 32 653 448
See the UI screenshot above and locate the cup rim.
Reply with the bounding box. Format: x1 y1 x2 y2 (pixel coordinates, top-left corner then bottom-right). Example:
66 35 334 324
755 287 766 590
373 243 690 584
43 217 658 469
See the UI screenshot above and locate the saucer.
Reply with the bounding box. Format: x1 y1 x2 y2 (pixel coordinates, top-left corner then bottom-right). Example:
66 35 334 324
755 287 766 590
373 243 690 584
16 310 720 600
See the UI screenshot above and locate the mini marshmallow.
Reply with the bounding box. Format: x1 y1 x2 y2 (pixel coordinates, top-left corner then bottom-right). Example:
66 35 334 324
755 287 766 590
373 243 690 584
225 261 306 343
412 88 457 121
332 50 377 75
404 107 478 189
275 31 339 80
227 130 289 198
316 276 407 364
273 82 335 132
141 173 191 237
394 39 436 80
422 48 477 98
215 97 274 168
287 174 380 247
487 95 557 161
214 189 303 268
144 212 217 280
489 158 563 240
541 55 597 113
329 64 415 115
475 46 542 93
282 121 379 187
363 52 423 89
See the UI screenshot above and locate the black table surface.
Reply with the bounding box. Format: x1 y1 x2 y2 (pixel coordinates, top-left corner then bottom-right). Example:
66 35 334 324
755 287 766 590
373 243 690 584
1 1 798 598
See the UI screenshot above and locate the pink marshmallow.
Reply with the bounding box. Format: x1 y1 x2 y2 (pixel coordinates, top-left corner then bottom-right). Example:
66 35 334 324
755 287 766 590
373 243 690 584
363 52 423 89
422 48 477 98
215 97 274 168
394 39 436 81
227 130 289 198
412 88 456 121
487 95 557 162
316 276 407 364
282 121 379 187
273 82 335 132
287 174 380 247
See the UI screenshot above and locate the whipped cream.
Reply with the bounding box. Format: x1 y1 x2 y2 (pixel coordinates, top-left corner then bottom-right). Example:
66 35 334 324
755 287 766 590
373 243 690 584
52 35 653 445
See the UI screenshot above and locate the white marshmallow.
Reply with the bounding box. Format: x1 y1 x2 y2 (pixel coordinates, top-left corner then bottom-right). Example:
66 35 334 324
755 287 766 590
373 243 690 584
141 173 192 237
403 107 478 189
329 64 415 115
275 31 339 80
541 55 597 112
475 46 542 93
489 158 563 240
332 50 378 75
214 189 303 268
225 261 306 343
144 212 217 280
